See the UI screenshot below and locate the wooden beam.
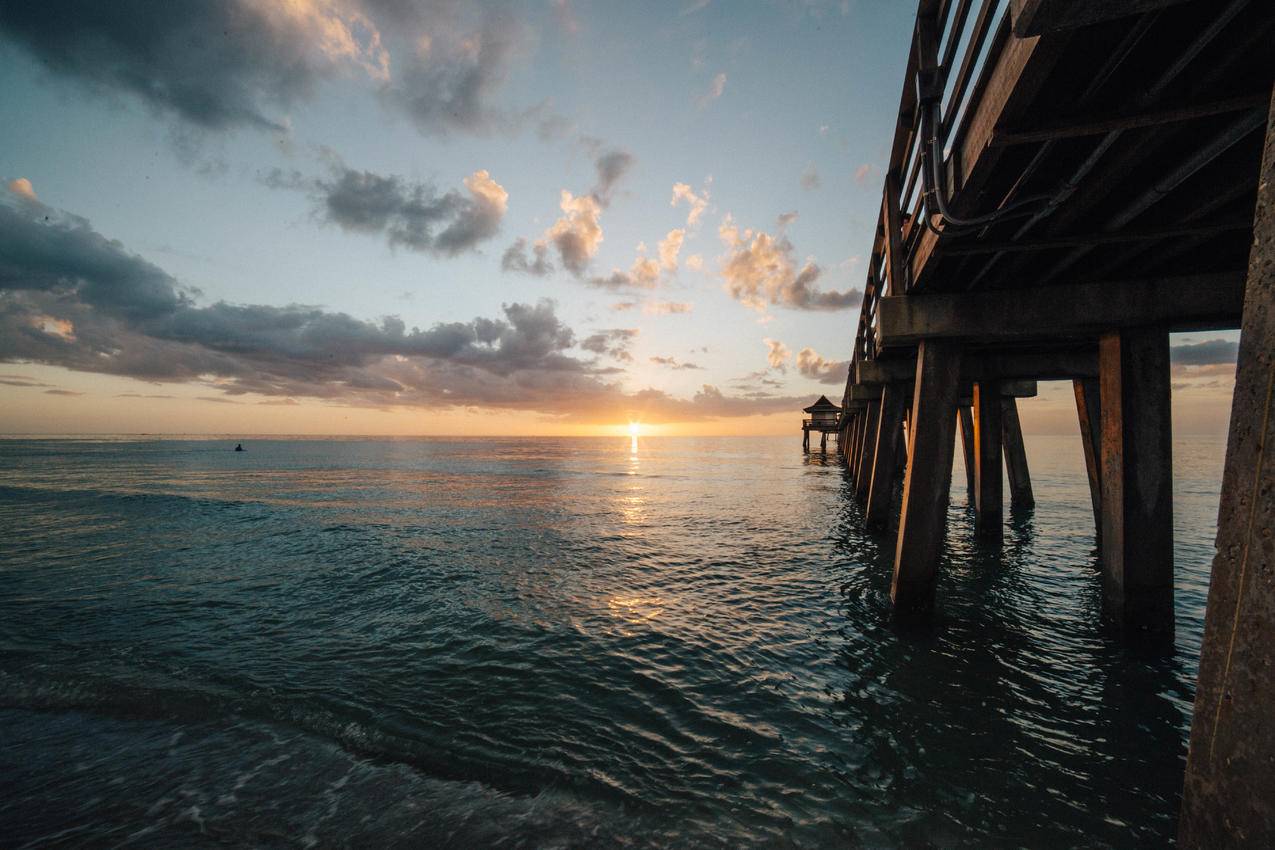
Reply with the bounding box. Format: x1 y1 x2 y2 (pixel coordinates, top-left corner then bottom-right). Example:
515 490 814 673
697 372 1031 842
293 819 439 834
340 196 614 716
877 272 1244 347
973 380 1004 539
857 349 1097 384
1099 328 1174 632
892 340 962 615
937 218 1253 256
1180 89 1275 848
1012 0 1193 37
1074 378 1103 546
958 405 977 505
866 383 908 529
1001 397 1035 509
856 400 882 499
991 93 1271 147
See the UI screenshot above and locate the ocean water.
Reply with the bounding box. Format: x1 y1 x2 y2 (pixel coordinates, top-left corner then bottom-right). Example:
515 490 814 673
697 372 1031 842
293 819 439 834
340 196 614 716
0 433 1225 848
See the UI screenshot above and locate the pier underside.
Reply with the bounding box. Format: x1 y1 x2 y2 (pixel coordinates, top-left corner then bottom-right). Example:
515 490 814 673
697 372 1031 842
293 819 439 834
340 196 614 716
831 0 1274 838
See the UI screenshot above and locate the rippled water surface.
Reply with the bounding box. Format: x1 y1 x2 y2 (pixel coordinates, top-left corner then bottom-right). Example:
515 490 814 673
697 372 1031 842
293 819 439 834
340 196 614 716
0 434 1225 847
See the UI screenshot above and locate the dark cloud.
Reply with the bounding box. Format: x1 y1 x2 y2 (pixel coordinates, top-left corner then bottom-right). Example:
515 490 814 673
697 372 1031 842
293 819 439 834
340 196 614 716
650 356 704 370
385 8 531 136
1170 339 1239 367
581 328 637 362
43 388 82 396
591 150 634 206
0 1 561 143
262 161 507 256
0 1 388 132
502 238 553 276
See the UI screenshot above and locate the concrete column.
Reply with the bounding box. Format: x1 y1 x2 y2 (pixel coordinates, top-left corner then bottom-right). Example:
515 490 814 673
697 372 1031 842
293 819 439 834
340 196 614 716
1073 377 1103 546
1180 89 1275 848
892 340 961 615
867 383 909 529
1098 328 1173 631
958 405 977 504
1001 397 1035 509
974 380 1004 540
855 400 881 499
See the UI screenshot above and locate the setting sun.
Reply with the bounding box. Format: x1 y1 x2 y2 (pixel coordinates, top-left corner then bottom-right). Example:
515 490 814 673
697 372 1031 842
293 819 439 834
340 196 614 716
628 422 642 437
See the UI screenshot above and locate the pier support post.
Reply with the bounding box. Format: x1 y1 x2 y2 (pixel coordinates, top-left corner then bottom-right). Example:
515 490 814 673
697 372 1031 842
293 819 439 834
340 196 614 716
820 430 827 452
892 340 961 615
1001 397 1035 509
1074 377 1103 546
958 406 977 504
856 400 881 499
1180 89 1275 848
867 383 908 529
803 425 809 452
974 380 1004 540
1098 328 1173 631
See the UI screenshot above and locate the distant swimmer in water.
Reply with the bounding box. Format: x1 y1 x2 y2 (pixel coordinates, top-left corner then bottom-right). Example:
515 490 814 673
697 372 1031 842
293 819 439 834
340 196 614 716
234 443 244 452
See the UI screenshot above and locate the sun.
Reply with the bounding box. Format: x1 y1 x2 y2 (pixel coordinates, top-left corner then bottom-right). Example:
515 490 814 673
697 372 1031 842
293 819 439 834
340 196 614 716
627 421 642 437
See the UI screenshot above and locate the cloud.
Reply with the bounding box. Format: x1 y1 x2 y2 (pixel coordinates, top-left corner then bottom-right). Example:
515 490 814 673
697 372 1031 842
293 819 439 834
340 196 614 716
643 301 693 315
581 328 638 362
658 229 685 272
796 346 849 385
854 163 873 186
501 238 554 275
650 356 703 370
376 6 537 137
1170 339 1239 367
697 72 727 108
764 338 791 372
685 254 704 272
0 0 388 133
591 149 635 206
670 181 710 229
505 147 633 279
543 190 605 275
587 253 661 291
0 196 804 424
265 161 507 256
44 388 83 396
800 164 820 191
7 178 37 202
718 216 861 312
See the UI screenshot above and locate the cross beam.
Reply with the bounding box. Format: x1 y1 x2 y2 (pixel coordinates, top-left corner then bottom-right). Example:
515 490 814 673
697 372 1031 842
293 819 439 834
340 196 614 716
876 272 1242 347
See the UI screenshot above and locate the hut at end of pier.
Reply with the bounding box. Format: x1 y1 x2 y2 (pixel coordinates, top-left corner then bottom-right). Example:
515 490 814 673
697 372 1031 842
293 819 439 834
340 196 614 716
802 395 841 452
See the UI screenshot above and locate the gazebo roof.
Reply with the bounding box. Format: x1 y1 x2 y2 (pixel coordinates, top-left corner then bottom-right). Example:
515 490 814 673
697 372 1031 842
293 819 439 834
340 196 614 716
802 395 841 414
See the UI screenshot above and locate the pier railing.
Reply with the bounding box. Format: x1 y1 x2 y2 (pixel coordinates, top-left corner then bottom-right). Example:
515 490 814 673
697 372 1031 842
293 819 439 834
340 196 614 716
850 0 1010 370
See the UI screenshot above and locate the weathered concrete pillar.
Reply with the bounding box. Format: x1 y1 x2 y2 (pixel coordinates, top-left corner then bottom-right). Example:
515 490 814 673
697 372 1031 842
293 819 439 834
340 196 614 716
820 430 828 452
974 380 1004 540
856 400 881 499
957 405 977 504
867 383 908 529
1001 397 1034 510
802 425 809 452
1073 377 1103 546
1098 328 1173 631
892 340 961 615
1180 89 1275 848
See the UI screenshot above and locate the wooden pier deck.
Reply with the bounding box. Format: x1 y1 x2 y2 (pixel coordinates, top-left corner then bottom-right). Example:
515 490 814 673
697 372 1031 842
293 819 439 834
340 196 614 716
832 0 1275 842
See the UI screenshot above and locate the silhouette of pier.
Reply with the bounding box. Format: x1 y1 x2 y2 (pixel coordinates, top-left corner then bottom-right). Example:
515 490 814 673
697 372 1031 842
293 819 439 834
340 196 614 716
829 1 1274 842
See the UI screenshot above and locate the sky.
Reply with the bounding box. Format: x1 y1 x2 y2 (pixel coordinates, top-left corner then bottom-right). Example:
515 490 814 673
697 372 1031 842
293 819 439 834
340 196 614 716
0 0 1242 436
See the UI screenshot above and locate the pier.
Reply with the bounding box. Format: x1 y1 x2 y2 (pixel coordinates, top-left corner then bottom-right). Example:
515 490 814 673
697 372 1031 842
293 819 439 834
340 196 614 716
827 0 1274 842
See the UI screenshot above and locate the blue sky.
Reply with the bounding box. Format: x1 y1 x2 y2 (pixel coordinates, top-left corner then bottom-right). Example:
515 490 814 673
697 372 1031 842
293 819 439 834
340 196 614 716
0 1 1238 435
